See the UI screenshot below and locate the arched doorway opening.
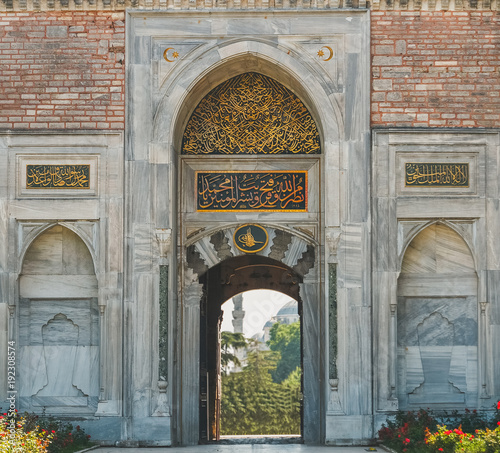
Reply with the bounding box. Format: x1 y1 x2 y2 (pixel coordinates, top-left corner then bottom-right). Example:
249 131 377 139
219 290 302 440
198 255 304 442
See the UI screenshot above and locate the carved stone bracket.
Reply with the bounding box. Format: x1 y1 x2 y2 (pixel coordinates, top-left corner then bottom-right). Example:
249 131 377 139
325 227 341 263
153 380 170 417
156 228 172 261
327 379 344 415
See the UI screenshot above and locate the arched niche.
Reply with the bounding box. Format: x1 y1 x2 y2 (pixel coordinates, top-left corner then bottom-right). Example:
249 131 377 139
397 223 478 410
18 225 99 415
179 225 321 445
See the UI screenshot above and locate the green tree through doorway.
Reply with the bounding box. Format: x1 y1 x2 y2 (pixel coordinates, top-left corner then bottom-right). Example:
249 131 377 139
220 292 302 436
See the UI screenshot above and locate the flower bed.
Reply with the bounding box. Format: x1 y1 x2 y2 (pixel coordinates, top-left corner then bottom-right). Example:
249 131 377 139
379 403 500 453
1 410 93 453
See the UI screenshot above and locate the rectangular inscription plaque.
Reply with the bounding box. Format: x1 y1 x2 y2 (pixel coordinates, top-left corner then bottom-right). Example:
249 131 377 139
26 164 90 189
196 171 307 212
405 163 469 187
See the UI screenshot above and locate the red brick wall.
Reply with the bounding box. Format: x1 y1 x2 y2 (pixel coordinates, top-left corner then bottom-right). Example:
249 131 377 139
0 12 125 129
371 11 500 128
2 11 499 130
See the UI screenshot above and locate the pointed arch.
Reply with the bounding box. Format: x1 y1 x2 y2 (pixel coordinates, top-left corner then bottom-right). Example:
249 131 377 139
180 225 321 445
152 38 343 151
19 221 98 276
397 222 478 410
399 220 477 274
18 223 100 415
181 72 321 155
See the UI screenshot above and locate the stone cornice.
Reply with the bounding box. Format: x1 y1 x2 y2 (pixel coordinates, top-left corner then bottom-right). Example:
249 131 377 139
1 0 497 17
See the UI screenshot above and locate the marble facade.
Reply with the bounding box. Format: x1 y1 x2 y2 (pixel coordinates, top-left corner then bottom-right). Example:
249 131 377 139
0 9 499 448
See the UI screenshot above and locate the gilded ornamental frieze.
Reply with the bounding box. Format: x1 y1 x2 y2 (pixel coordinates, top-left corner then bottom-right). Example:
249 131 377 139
182 72 321 156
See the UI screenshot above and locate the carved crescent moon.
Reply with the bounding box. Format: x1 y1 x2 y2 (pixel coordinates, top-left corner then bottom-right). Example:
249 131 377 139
163 47 175 63
320 46 334 62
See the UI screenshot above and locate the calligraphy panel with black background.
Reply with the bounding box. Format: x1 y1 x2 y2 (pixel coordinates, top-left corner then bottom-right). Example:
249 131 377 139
27 164 90 189
196 171 307 212
405 163 469 187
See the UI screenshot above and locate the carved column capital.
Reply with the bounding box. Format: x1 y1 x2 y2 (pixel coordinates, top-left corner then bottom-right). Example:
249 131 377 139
156 228 172 259
325 227 341 263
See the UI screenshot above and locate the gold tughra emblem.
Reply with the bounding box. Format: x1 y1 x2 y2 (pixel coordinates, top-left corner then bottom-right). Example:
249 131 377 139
234 224 269 254
238 228 264 248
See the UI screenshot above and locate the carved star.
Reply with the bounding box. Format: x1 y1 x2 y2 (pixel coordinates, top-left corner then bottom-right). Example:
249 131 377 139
172 51 179 59
317 49 325 58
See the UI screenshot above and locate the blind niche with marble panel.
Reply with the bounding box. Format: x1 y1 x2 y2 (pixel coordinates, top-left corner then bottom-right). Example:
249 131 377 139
18 225 99 415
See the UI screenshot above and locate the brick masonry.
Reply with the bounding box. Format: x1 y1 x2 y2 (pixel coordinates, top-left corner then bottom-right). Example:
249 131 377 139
1 10 499 130
0 12 125 129
372 11 500 128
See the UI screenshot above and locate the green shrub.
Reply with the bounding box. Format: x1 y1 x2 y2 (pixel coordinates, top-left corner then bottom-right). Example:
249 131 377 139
1 410 93 453
425 423 500 453
24 415 93 453
378 404 500 453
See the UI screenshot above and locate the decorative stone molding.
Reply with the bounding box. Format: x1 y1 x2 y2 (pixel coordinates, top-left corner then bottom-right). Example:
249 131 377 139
326 227 341 263
1 0 367 11
155 228 172 259
371 0 499 10
327 379 344 415
3 0 497 11
152 380 170 417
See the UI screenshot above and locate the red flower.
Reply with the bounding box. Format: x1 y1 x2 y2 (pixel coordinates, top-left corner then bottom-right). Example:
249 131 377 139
497 401 500 410
51 430 55 434
404 438 410 444
439 449 444 452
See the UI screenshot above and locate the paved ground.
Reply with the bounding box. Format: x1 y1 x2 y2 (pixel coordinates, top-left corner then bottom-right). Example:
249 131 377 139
90 446 381 453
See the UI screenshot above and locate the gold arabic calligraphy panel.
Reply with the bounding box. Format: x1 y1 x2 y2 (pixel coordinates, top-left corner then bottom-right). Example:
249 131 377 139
405 163 469 187
196 171 307 212
26 165 90 189
182 72 321 155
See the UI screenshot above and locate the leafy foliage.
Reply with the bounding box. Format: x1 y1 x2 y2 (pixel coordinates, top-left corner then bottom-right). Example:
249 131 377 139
0 413 53 452
0 409 93 453
425 424 500 453
267 321 300 383
379 404 500 453
221 343 301 435
220 331 247 374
